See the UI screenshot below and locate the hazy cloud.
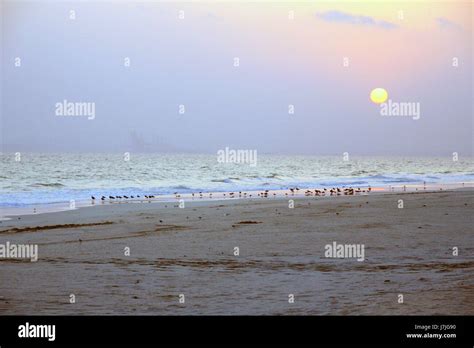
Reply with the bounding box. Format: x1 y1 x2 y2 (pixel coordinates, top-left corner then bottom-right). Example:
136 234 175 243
316 10 398 30
436 17 463 31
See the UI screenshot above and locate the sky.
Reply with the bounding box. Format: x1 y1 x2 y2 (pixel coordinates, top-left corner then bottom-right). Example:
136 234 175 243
1 0 473 156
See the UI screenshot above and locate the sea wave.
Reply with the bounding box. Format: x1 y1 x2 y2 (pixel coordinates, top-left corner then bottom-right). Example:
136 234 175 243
211 179 234 183
1 172 472 207
171 185 191 190
1 153 473 207
28 182 65 188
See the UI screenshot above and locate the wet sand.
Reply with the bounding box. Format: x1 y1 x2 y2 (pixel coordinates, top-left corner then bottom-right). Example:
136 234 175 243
0 189 473 315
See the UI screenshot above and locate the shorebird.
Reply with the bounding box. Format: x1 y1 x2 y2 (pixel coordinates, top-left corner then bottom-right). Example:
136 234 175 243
101 196 106 201
91 196 96 200
109 196 115 199
123 196 129 199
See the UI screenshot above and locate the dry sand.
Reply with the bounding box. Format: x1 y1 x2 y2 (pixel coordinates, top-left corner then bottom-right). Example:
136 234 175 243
0 189 473 315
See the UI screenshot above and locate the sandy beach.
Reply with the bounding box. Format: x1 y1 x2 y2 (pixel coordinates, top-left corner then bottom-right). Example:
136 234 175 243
0 188 473 315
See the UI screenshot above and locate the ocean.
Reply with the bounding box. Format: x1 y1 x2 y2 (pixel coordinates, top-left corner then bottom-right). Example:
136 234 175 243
1 153 473 207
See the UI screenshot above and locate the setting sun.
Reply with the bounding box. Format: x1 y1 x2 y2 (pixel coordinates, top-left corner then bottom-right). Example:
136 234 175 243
370 88 388 104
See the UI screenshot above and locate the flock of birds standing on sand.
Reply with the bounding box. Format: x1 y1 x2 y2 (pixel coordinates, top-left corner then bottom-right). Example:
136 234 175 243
90 186 372 203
